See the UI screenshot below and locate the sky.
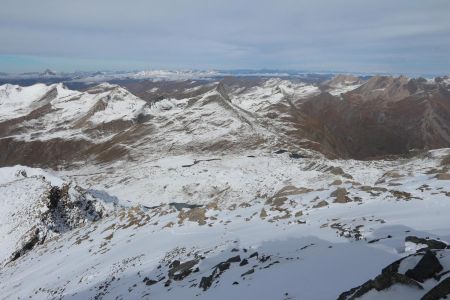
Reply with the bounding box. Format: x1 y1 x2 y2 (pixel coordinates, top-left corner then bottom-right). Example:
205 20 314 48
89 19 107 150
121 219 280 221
0 0 449 75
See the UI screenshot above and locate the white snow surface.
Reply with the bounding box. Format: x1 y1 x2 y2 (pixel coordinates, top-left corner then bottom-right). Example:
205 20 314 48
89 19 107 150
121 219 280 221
231 78 319 112
0 83 54 121
1 149 450 299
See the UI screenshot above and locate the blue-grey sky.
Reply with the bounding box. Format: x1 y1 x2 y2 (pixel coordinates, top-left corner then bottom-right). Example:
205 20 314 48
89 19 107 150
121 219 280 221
0 0 449 75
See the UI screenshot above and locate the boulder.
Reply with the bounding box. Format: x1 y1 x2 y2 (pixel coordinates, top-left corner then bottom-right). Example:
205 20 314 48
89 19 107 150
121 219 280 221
331 188 351 203
405 251 443 283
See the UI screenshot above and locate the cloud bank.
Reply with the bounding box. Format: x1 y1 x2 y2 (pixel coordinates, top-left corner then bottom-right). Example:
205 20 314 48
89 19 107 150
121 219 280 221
0 0 449 74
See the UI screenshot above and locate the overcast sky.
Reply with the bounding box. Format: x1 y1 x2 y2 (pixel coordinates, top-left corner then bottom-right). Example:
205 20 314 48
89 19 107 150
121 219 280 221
0 0 449 75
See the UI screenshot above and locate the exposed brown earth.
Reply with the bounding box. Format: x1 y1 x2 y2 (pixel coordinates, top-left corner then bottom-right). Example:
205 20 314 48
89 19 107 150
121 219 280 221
282 77 450 159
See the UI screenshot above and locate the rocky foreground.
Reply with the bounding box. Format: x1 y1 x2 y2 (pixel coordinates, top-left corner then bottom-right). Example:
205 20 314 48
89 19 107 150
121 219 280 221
1 148 450 299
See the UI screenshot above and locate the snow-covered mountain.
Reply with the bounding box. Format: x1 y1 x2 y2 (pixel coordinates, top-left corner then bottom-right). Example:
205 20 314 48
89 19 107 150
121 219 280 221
1 74 450 299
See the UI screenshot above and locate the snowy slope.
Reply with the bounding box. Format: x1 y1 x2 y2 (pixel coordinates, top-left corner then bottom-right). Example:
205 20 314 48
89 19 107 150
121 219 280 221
230 78 320 112
0 83 56 121
1 149 450 299
0 83 148 142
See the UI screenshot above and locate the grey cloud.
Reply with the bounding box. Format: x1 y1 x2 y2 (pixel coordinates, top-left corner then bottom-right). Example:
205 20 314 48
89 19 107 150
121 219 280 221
0 0 449 74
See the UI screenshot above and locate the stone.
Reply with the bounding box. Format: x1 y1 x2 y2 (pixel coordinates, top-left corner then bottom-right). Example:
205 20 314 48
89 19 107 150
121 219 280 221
331 188 351 203
405 251 443 283
226 255 241 263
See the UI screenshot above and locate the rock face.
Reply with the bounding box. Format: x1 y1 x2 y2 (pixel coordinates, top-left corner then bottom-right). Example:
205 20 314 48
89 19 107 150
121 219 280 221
1 174 110 265
405 251 443 283
338 250 449 300
422 277 450 300
405 236 449 250
291 76 450 159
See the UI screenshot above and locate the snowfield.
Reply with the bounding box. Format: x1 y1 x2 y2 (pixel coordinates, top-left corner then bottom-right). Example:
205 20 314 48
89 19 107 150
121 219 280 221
1 149 450 299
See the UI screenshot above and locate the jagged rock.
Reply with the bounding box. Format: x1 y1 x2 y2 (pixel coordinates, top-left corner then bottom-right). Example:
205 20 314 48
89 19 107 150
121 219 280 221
405 251 443 283
289 152 305 159
198 259 233 291
215 262 230 272
199 275 213 291
239 259 248 266
226 255 241 263
338 256 423 300
9 226 42 262
259 255 271 262
48 186 62 209
405 236 449 250
169 260 180 268
421 277 450 300
168 259 199 281
274 149 288 154
143 277 158 286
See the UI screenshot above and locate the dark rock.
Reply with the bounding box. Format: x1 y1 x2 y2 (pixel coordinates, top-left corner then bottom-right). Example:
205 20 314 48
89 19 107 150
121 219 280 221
289 153 305 159
215 262 230 272
338 256 423 300
232 281 239 285
199 275 213 291
143 278 158 286
421 277 450 300
405 251 443 283
260 255 271 262
249 252 258 259
169 260 180 268
241 268 255 277
226 255 241 263
274 149 288 154
406 236 449 250
10 227 41 262
240 259 249 266
48 186 61 209
168 259 199 281
435 270 450 282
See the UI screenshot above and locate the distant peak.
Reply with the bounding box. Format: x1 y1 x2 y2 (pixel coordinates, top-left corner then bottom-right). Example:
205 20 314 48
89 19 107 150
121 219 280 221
40 69 57 76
